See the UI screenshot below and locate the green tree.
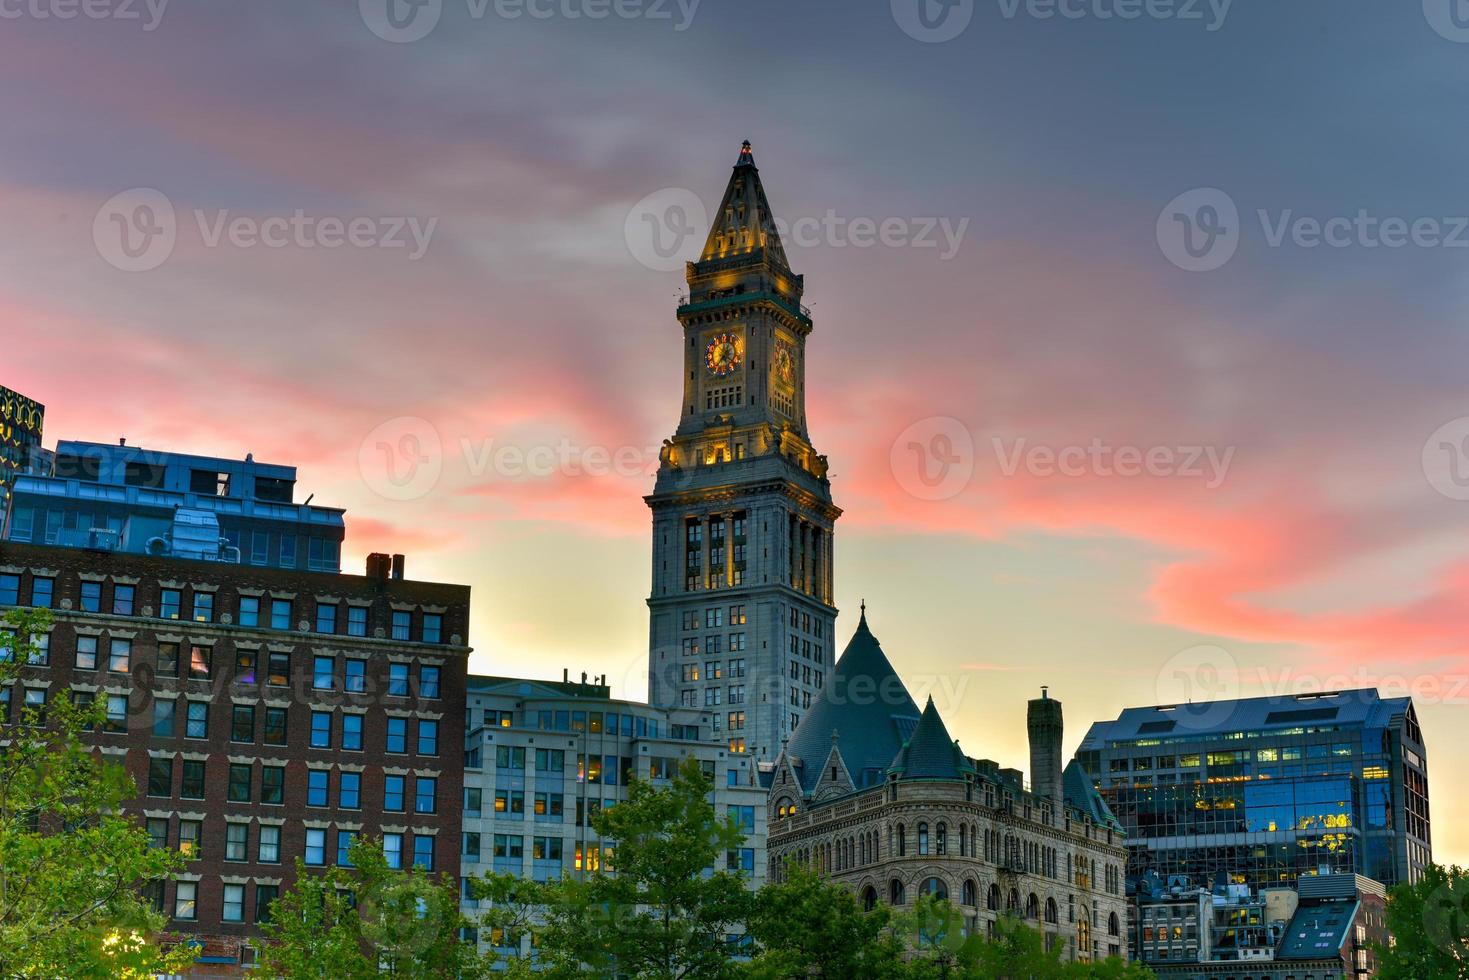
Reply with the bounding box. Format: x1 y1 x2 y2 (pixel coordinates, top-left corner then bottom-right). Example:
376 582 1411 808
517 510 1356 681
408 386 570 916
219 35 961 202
515 755 754 979
470 872 548 978
0 607 190 979
257 836 490 978
742 861 906 979
1372 863 1469 980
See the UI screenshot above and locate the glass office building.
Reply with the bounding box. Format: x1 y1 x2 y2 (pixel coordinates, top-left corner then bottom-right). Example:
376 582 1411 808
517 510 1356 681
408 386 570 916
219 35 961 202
1076 689 1430 892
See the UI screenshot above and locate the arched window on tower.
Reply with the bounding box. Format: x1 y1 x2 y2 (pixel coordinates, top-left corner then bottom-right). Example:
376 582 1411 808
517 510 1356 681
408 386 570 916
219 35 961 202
897 824 906 857
936 822 947 856
890 879 906 906
917 822 930 856
962 879 977 907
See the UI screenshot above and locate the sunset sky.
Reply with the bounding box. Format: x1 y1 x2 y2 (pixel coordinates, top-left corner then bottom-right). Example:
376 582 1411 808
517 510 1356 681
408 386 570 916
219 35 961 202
4 1 1468 864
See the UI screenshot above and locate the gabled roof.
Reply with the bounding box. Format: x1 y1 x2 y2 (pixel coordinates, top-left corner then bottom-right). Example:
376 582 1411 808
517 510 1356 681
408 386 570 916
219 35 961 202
699 140 790 267
889 697 974 780
784 610 920 792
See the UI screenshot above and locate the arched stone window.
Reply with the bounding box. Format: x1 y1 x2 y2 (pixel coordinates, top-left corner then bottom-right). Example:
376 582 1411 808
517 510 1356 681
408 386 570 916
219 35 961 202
863 886 877 912
917 822 930 856
1045 897 1059 924
1108 911 1120 937
936 822 947 856
1077 909 1091 959
958 824 967 857
890 879 906 905
962 879 977 907
1007 889 1019 915
987 882 1000 911
1026 893 1039 919
920 877 948 900
897 823 907 857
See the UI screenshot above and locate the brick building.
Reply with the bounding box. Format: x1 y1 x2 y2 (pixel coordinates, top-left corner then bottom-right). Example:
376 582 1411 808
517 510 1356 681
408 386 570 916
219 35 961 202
0 540 470 975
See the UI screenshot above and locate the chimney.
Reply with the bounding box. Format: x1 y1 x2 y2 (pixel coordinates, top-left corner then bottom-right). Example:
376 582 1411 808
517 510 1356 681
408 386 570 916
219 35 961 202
366 553 391 580
390 554 405 580
1027 686 1064 824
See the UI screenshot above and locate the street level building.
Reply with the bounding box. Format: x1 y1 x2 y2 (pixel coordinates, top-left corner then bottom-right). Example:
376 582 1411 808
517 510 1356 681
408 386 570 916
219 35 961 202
765 611 1130 965
1136 872 1386 980
459 672 767 960
0 528 469 975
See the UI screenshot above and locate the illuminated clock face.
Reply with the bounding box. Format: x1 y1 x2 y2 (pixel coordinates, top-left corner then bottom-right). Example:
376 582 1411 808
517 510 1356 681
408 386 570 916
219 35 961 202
773 341 796 385
705 333 742 377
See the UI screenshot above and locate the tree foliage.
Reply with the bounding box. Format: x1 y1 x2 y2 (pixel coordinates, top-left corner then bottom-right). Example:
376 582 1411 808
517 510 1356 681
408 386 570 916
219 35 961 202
483 755 753 979
743 862 906 979
257 836 490 978
1372 863 1469 980
0 607 190 978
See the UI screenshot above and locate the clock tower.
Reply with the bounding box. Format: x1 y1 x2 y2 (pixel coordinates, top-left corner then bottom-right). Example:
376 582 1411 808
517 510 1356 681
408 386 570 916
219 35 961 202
647 141 840 763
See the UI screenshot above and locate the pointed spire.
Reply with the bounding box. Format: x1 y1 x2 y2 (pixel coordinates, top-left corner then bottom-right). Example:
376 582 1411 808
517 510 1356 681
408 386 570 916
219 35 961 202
888 696 974 781
699 138 789 267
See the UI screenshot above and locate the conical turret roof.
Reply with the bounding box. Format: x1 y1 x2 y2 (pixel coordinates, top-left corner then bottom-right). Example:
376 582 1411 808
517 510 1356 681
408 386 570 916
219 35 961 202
889 696 974 781
699 140 790 267
785 609 920 791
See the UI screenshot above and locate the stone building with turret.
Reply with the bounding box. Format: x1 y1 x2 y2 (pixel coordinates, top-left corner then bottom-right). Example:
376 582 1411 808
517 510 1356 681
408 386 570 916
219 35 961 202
764 610 1131 964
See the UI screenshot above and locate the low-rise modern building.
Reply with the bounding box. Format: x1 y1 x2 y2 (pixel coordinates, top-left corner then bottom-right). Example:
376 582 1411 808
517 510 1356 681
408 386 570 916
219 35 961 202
459 672 768 959
0 440 470 976
765 612 1131 965
2 439 345 572
1077 690 1430 893
1136 871 1386 980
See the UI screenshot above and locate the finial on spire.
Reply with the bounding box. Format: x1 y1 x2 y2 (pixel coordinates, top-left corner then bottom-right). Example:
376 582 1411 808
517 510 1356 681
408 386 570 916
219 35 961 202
737 139 755 166
858 598 867 629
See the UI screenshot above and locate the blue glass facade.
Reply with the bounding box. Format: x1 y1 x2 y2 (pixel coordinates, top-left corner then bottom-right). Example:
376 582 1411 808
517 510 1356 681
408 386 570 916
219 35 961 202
1 440 344 570
1076 690 1430 891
